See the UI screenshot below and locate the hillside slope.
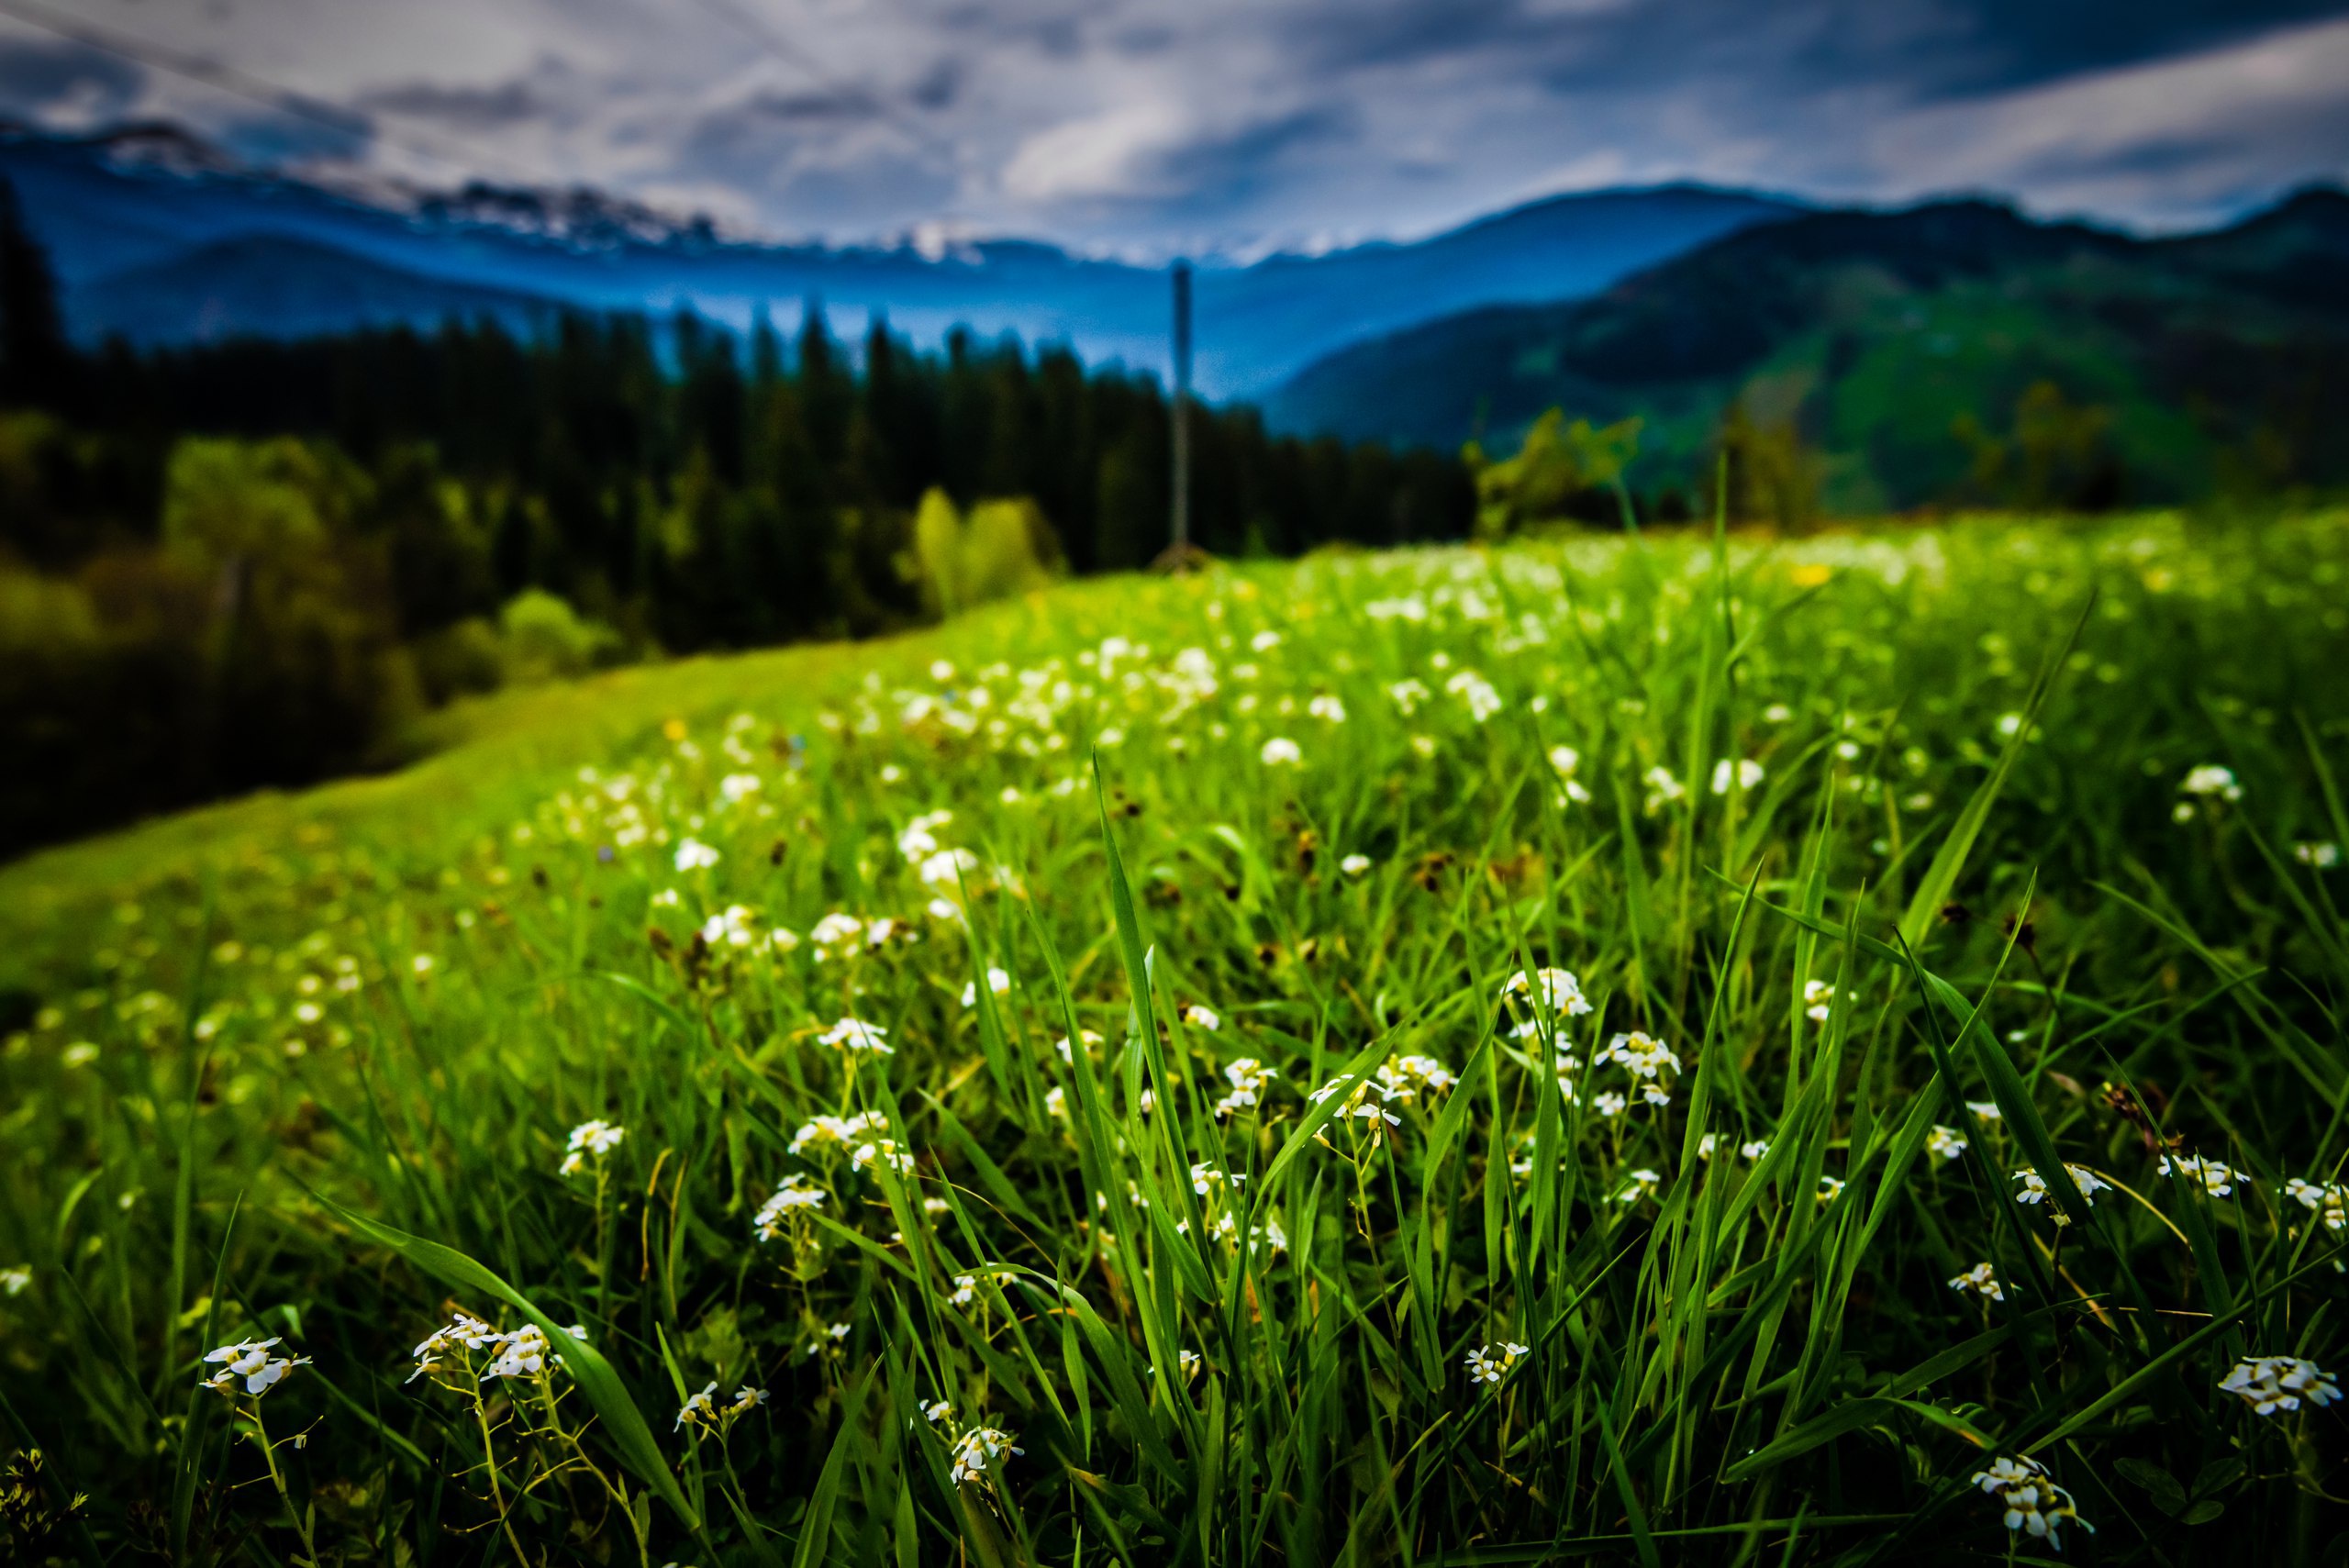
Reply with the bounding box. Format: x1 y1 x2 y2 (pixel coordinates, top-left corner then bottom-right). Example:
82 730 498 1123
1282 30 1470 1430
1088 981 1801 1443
1268 191 2349 510
74 232 560 342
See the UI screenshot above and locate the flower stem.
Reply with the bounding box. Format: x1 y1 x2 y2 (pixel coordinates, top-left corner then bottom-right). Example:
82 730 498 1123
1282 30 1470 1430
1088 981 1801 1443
247 1401 320 1568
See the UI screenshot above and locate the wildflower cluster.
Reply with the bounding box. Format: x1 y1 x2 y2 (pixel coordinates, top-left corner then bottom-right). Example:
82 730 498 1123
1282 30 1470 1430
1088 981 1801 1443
1600 1030 1681 1108
2158 1151 2244 1198
752 1173 829 1240
200 1336 310 1397
948 1426 1024 1486
816 1016 893 1055
1498 967 1594 1040
2218 1355 2340 1416
677 1382 769 1435
1970 1456 2093 1550
409 1314 581 1386
1214 1057 1279 1118
1948 1262 2004 1301
2012 1164 2111 1225
1464 1342 1531 1386
2286 1175 2347 1232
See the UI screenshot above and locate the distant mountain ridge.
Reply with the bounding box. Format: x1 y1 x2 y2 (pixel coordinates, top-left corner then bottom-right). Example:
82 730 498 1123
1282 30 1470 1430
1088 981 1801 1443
0 125 1804 398
1266 188 2349 510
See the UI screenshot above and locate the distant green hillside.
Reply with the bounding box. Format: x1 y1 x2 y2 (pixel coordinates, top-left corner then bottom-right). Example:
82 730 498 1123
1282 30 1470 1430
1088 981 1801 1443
1267 190 2349 513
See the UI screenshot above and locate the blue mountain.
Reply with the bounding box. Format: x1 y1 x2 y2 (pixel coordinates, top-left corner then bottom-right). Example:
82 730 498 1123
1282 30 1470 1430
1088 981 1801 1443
0 125 1802 398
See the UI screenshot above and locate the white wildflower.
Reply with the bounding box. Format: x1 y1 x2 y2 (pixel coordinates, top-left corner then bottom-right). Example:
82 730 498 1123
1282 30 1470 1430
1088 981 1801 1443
1214 1058 1280 1118
1617 1168 1661 1205
483 1324 553 1381
949 1426 1023 1486
1444 671 1503 722
752 1173 827 1240
561 1119 625 1176
919 849 980 889
2159 1151 2243 1199
2012 1165 2110 1224
676 1382 719 1430
1709 758 1765 795
2180 765 2243 801
1501 967 1594 1018
959 967 1011 1007
852 1137 916 1175
1949 1262 2004 1301
1464 1342 1531 1386
817 1017 893 1055
1971 1455 2092 1551
699 905 759 949
1642 766 1687 813
808 912 864 954
2219 1355 2340 1416
674 838 719 872
200 1336 309 1397
2286 1175 2347 1232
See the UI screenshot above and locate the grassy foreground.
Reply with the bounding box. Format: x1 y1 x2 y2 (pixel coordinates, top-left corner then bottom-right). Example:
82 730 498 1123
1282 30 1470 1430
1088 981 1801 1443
4 511 2349 1566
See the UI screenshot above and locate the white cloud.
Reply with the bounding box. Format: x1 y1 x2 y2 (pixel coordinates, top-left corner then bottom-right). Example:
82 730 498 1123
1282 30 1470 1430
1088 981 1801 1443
1003 100 1192 204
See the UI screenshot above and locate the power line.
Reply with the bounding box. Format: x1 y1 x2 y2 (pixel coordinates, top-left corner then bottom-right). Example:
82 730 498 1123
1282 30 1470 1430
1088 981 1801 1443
0 0 563 186
666 0 963 170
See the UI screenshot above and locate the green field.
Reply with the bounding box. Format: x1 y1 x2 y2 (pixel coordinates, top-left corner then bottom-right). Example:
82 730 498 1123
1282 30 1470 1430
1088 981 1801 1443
5 510 2349 1565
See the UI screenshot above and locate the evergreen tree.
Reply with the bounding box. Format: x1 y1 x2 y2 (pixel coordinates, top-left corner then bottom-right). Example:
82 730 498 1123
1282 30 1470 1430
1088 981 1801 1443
0 177 69 407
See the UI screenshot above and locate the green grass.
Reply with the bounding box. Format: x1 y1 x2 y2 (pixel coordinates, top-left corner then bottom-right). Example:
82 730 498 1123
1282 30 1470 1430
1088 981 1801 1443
5 510 2349 1566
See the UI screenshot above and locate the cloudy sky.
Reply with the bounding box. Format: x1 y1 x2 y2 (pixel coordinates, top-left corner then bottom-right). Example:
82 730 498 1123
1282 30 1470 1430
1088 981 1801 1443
2 0 2345 253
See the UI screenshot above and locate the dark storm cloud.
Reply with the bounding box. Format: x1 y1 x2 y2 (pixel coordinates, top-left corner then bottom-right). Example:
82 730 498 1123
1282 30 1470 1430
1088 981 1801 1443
1508 0 2346 100
1271 0 1536 74
21 0 2349 246
360 78 541 128
1155 104 1360 215
0 37 143 117
1886 0 2348 96
908 59 962 113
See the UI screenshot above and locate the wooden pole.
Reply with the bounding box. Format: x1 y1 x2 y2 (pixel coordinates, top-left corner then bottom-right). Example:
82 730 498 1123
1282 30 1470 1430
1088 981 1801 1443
1170 259 1192 554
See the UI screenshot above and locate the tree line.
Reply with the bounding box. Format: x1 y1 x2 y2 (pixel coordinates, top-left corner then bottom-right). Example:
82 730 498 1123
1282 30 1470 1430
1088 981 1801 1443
0 179 1472 853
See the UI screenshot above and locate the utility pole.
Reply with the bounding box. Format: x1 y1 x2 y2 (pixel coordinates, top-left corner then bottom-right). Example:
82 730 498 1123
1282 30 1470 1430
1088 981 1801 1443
1168 259 1192 557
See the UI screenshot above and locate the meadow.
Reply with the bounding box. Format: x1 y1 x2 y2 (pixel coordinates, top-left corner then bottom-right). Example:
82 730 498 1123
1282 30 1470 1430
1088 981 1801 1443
3 508 2348 1566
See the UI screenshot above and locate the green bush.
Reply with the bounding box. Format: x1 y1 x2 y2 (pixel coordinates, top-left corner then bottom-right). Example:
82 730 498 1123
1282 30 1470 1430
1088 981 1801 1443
497 588 621 684
912 487 1062 616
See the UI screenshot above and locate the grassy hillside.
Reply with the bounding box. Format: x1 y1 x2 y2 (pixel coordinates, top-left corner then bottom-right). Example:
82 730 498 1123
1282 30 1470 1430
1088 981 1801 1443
5 511 2349 1564
1269 193 2349 513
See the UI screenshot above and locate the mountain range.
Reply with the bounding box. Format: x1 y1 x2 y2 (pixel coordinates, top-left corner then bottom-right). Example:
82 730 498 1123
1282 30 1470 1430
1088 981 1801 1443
0 125 1799 400
9 122 2344 513
1267 188 2349 509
